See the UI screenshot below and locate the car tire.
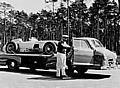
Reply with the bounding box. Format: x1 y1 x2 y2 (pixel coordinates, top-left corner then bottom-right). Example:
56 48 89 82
43 43 56 55
76 67 88 75
7 60 19 71
29 67 36 72
66 59 74 77
5 42 18 54
65 67 74 77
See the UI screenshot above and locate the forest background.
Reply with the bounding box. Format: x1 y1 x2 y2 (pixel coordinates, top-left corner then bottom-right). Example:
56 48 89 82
0 0 120 54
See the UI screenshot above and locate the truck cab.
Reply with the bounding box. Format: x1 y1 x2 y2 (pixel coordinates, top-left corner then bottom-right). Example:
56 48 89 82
72 37 117 70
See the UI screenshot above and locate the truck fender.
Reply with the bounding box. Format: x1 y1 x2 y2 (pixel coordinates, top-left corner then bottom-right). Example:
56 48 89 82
6 56 21 66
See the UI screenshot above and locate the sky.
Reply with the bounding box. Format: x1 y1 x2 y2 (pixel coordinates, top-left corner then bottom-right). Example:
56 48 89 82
0 0 118 14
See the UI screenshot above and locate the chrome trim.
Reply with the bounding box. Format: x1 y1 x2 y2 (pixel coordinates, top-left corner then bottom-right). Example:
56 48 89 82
73 62 94 66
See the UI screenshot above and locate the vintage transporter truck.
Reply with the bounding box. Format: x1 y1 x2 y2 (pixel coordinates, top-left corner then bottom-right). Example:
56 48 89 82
0 37 117 76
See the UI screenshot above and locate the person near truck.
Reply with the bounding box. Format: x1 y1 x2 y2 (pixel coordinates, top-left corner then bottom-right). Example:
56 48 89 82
56 35 70 79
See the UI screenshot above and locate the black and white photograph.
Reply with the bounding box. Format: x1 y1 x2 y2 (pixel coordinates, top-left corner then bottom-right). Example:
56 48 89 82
0 0 120 88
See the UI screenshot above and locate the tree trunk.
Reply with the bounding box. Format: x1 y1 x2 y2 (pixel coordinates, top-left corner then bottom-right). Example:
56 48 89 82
118 0 120 12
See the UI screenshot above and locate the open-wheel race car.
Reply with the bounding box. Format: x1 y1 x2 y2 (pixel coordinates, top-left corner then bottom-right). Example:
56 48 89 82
3 37 59 55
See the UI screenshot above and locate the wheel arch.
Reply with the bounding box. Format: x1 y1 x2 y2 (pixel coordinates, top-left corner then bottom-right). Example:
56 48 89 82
6 56 21 66
93 51 104 66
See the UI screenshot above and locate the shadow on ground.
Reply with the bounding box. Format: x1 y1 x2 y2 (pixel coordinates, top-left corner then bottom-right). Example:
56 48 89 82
0 67 111 80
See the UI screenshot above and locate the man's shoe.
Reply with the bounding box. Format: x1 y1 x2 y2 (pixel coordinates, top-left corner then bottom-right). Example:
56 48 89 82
61 75 71 79
56 76 61 79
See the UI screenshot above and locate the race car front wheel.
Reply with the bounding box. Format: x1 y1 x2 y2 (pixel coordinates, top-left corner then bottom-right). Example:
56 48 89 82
43 43 56 55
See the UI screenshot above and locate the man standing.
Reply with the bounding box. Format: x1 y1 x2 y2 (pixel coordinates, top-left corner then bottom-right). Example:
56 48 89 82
56 35 70 79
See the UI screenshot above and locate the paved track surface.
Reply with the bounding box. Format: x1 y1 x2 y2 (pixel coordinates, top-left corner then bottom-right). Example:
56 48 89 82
0 66 120 88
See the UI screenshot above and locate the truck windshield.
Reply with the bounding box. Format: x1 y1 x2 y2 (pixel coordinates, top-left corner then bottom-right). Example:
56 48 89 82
91 40 103 47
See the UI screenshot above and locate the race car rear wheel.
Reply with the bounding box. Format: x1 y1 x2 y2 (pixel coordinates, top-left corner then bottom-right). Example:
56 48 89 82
43 43 56 55
5 42 18 54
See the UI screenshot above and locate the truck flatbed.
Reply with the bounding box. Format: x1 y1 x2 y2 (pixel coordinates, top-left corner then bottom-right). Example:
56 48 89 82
0 51 56 70
0 52 53 57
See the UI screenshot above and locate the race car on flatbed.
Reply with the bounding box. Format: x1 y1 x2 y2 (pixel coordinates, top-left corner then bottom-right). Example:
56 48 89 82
0 37 117 77
3 37 58 55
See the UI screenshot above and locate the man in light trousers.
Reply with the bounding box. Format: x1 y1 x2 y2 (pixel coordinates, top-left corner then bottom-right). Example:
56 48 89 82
56 35 70 79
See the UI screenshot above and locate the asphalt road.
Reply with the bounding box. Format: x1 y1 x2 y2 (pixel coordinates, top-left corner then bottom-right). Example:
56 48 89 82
0 66 120 88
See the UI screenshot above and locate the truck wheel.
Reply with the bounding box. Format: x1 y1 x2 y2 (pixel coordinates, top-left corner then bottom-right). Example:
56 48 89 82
43 43 56 55
66 59 74 77
76 67 88 75
66 68 74 77
29 65 36 72
5 42 18 54
7 60 19 71
29 67 36 72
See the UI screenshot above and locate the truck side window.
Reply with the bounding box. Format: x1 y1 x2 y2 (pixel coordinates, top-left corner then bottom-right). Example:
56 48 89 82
73 40 81 49
80 40 90 49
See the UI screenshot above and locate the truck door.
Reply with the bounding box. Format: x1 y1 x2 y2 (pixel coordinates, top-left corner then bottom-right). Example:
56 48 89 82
73 39 94 65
